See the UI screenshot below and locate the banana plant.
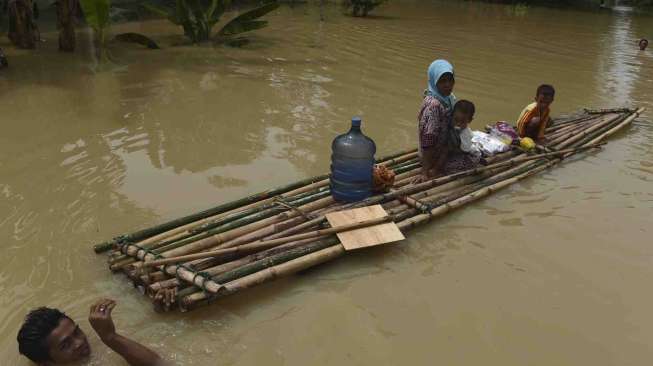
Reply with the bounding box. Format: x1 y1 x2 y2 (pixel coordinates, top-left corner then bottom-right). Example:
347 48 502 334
80 0 159 64
79 0 111 59
343 0 386 17
144 0 278 44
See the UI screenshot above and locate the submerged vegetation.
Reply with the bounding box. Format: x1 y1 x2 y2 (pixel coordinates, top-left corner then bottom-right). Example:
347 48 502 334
342 0 386 16
79 0 111 57
1 0 279 52
143 0 279 44
1 0 648 69
6 0 38 49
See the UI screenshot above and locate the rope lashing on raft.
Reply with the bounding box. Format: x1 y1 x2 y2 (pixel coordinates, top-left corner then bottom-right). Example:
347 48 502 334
112 235 130 251
398 195 434 215
171 263 199 282
191 271 213 295
273 197 317 221
126 242 164 260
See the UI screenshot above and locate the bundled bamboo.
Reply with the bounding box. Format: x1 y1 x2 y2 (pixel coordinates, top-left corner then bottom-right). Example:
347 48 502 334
93 108 644 312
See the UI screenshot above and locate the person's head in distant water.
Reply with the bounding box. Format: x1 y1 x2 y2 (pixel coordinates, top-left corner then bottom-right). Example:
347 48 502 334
426 59 455 109
452 100 475 129
535 84 555 111
17 307 91 365
639 39 649 51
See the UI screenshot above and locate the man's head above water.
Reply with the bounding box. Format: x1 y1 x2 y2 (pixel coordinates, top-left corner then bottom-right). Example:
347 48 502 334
17 299 162 366
17 307 91 365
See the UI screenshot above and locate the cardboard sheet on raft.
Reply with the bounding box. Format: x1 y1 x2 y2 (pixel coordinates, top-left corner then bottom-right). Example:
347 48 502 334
325 205 405 250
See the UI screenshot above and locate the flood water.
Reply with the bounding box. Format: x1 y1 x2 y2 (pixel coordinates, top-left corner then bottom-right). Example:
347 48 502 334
1 1 653 364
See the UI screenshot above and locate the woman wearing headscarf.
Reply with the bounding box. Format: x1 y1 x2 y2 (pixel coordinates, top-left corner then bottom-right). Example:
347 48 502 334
416 59 478 182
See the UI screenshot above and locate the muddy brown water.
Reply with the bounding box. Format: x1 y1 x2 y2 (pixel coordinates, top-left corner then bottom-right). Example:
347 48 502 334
1 1 653 365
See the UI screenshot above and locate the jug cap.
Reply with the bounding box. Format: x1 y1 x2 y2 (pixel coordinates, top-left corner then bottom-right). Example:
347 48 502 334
351 117 362 127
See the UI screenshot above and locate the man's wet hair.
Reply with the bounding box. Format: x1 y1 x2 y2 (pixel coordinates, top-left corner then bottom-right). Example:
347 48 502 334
536 84 555 98
453 99 475 118
17 307 69 363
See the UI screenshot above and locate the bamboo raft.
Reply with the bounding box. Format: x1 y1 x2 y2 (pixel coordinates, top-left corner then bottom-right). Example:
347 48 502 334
93 107 645 312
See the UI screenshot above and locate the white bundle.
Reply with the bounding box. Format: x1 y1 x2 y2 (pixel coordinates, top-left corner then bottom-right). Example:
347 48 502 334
471 130 510 156
459 128 482 158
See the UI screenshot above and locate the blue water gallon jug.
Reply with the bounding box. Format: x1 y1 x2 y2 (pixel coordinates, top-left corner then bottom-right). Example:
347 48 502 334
330 117 377 202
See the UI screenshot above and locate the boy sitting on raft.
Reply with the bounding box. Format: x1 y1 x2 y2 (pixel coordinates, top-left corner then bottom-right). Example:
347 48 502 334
516 84 555 143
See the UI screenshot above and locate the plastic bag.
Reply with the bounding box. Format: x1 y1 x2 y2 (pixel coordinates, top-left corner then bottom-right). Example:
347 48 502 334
471 131 511 156
489 121 519 145
459 128 482 158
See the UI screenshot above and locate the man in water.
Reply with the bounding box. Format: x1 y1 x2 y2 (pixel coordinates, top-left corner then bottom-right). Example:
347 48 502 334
639 38 648 51
17 298 164 365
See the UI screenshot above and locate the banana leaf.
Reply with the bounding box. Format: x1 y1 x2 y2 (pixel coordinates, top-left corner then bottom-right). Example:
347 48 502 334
207 0 229 22
219 19 267 36
79 0 110 32
227 1 278 22
142 3 180 25
217 2 278 36
226 37 249 47
114 32 160 49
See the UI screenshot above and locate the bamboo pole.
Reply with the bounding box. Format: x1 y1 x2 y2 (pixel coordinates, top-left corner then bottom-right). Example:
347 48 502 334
584 107 633 115
546 114 610 145
179 244 346 311
93 174 329 253
121 195 335 262
140 216 392 268
544 114 599 133
545 116 604 140
584 108 644 145
550 113 621 148
130 190 333 257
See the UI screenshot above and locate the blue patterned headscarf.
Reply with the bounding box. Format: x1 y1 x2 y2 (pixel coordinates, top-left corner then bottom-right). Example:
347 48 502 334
426 59 456 110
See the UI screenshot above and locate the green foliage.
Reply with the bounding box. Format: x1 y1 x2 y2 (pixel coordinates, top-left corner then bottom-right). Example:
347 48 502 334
218 2 278 36
506 2 529 15
114 32 160 48
144 0 278 44
80 0 157 65
632 0 653 7
343 0 387 17
80 0 111 61
80 0 111 39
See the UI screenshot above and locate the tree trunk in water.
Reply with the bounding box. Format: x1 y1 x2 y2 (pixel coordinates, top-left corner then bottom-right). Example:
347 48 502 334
0 48 8 68
8 0 37 49
57 0 75 51
319 0 324 21
352 4 361 17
